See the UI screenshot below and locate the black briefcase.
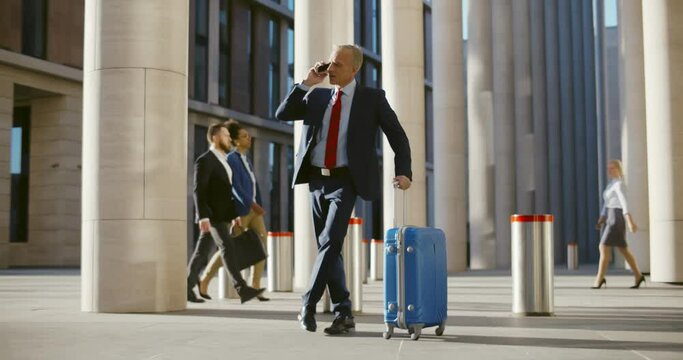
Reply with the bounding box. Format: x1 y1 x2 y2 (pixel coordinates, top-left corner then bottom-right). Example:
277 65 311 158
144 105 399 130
231 229 267 270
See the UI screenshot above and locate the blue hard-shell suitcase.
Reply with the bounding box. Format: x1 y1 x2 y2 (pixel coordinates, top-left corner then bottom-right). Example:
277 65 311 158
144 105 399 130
383 226 448 340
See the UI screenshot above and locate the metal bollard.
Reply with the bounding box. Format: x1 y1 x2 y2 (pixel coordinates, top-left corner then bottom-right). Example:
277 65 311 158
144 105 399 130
267 232 293 292
511 214 554 316
567 243 578 270
348 218 363 313
218 268 239 299
362 239 368 284
370 239 384 280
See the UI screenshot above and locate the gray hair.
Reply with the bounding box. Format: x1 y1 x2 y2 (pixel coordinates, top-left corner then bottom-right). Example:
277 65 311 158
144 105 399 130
334 44 364 70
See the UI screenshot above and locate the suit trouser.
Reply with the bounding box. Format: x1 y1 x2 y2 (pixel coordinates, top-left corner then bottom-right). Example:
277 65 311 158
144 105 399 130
187 221 247 292
202 209 268 288
302 171 356 316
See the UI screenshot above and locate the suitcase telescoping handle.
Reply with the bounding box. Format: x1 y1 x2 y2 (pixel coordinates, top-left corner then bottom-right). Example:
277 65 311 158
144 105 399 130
392 183 407 228
393 184 408 329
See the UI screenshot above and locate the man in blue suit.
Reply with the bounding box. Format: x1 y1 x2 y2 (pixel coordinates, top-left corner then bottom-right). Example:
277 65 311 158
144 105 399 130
275 44 412 335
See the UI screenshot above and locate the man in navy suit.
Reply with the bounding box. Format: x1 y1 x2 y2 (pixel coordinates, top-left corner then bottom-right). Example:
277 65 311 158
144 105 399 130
275 44 412 335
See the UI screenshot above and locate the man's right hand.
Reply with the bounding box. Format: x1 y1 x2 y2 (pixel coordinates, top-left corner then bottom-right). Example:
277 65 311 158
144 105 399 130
199 219 211 234
302 62 328 87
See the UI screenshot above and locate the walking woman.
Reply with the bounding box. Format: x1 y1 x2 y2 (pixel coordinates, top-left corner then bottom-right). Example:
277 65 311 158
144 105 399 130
593 160 646 289
199 122 270 301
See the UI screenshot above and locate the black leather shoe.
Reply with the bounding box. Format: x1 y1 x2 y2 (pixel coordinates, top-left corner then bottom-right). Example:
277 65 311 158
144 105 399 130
298 306 316 332
257 295 270 302
323 315 355 335
187 290 205 303
238 286 266 304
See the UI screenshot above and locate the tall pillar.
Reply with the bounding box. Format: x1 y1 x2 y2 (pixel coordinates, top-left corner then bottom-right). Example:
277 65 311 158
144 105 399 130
642 0 683 282
292 0 354 289
381 0 426 230
618 0 650 273
432 0 466 272
29 96 82 266
492 0 515 269
544 0 564 263
466 0 495 269
512 0 534 214
530 0 548 214
557 0 578 258
0 78 11 269
82 0 189 312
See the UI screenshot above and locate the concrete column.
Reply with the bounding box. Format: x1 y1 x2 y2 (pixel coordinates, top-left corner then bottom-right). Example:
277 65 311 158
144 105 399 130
557 0 577 258
466 0 495 269
512 0 534 214
642 0 683 282
618 0 650 273
543 0 564 263
82 0 189 312
24 96 82 266
292 0 354 289
530 0 548 214
432 0 466 273
492 0 515 269
0 78 11 269
381 0 426 231
581 0 601 262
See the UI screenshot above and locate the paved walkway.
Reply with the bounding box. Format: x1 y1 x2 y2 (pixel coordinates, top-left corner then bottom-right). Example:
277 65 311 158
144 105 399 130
1 267 682 360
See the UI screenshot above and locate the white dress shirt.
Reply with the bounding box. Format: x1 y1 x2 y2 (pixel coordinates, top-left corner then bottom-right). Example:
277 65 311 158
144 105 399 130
601 179 630 216
298 79 356 168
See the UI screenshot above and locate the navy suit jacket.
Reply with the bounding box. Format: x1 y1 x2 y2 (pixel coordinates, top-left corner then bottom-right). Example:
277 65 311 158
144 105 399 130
227 151 262 217
275 84 411 201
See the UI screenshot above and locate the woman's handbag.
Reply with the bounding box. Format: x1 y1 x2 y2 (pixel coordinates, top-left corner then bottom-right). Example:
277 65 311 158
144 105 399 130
231 229 267 270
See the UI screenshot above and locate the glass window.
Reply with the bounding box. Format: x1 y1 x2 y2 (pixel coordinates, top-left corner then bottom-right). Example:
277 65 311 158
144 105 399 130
22 0 47 59
370 0 380 54
269 142 281 230
425 89 433 163
287 26 294 90
219 0 231 107
423 8 433 81
10 107 31 243
427 171 434 227
288 0 294 11
247 8 253 112
268 18 281 118
194 0 209 102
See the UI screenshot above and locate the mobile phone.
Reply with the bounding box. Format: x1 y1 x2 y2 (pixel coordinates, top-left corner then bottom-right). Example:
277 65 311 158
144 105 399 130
315 62 330 73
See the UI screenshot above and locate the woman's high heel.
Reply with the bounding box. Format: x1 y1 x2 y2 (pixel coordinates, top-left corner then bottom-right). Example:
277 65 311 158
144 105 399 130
630 275 646 289
591 278 607 289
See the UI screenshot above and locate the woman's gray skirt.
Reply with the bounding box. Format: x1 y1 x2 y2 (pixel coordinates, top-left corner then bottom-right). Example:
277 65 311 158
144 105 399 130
600 208 627 247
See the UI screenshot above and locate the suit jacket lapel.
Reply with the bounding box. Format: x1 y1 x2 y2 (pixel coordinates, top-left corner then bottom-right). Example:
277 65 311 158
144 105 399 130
347 84 362 142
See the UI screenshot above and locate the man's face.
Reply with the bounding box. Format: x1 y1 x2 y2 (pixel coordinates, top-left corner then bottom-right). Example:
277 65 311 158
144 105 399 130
213 127 232 153
327 49 358 87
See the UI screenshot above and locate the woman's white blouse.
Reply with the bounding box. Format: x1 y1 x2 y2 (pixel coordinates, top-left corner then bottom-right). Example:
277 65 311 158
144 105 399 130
601 179 629 216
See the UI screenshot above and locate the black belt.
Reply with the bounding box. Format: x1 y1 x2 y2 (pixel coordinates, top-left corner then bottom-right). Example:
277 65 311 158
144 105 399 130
311 166 350 177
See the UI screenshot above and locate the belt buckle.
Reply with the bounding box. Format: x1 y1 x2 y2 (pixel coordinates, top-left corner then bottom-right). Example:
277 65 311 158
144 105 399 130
321 168 331 176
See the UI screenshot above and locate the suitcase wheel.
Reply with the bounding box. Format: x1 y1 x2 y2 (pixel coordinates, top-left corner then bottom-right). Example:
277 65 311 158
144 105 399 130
435 323 445 336
383 324 394 340
409 326 422 341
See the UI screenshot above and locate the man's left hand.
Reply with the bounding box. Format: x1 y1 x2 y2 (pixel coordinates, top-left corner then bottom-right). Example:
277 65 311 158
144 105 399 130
393 175 411 190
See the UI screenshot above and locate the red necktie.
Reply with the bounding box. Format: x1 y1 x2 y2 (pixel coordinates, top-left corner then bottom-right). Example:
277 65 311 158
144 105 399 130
324 90 343 169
